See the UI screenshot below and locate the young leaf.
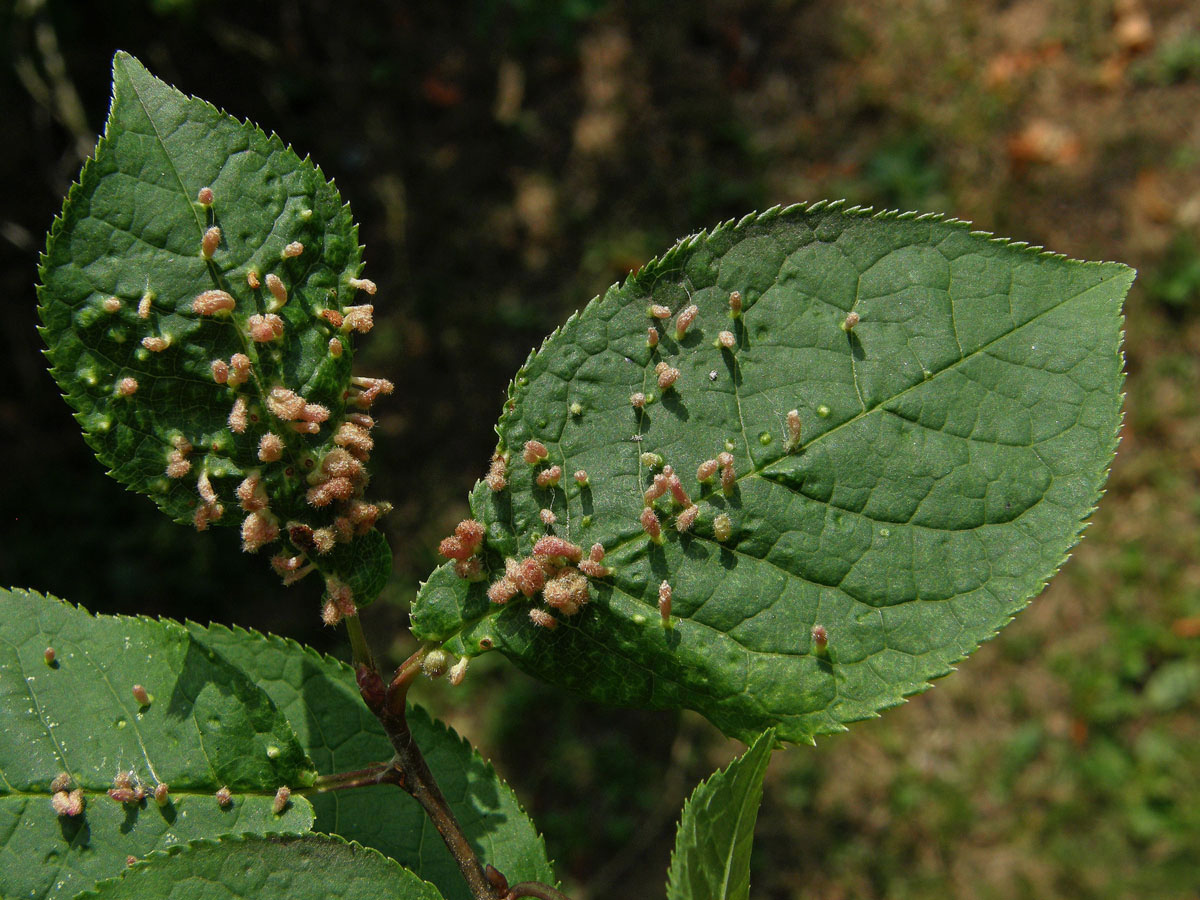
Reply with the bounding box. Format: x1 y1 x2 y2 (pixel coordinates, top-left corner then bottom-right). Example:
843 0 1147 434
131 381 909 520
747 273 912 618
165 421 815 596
0 588 316 900
79 834 445 900
411 204 1133 744
187 621 556 899
667 730 775 900
38 51 392 607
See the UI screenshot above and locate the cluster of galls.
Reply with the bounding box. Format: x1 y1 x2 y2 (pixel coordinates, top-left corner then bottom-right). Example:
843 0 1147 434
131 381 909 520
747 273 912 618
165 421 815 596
484 535 611 630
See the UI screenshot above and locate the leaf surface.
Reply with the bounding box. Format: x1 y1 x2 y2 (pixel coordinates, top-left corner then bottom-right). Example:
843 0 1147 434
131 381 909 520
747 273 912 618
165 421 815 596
411 204 1132 743
38 51 391 605
0 588 315 900
188 622 555 899
79 834 444 899
666 730 775 900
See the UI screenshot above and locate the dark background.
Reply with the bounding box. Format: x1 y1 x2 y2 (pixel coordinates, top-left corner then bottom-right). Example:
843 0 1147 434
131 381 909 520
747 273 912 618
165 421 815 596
4 1 1199 896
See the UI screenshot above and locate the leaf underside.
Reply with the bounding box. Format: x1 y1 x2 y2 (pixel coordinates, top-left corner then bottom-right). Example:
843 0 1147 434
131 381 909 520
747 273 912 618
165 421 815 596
0 588 315 900
79 834 445 900
411 203 1132 744
667 730 775 900
37 51 391 605
188 621 556 900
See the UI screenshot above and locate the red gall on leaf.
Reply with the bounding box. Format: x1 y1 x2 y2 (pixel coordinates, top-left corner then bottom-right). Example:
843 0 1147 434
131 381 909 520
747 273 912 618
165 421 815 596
350 376 393 408
329 337 343 357
321 599 342 626
438 536 473 561
648 304 671 319
522 440 549 464
644 473 669 506
236 472 267 511
574 469 589 486
716 330 736 350
514 556 548 596
334 421 374 459
536 465 563 488
306 476 355 507
216 786 233 808
229 353 252 386
841 311 860 332
665 467 691 506
647 326 660 348
51 773 71 793
540 508 557 525
246 270 261 289
265 273 288 309
154 783 169 806
267 386 306 420
197 470 217 505
656 362 680 390
132 684 150 706
300 402 330 424
197 186 214 207
529 608 558 630
532 535 584 562
728 290 742 318
117 377 138 397
348 277 378 294
630 392 647 409
102 296 121 313
697 458 719 483
658 580 673 626
281 241 304 259
811 624 829 653
210 359 230 384
201 226 221 260
486 452 508 491
319 309 344 328
166 449 191 479
138 290 153 319
674 304 699 340
544 568 590 615
44 647 56 666
455 519 485 550
273 786 291 814
193 289 236 316
193 500 224 531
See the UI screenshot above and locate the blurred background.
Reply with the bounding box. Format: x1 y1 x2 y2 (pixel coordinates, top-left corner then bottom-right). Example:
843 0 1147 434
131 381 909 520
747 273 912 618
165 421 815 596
3 0 1199 896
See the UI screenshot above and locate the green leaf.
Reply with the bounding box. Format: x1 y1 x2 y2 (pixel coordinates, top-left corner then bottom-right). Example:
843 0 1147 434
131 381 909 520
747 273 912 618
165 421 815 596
38 51 391 606
187 621 555 899
667 730 775 900
79 834 445 899
0 588 316 900
411 203 1133 743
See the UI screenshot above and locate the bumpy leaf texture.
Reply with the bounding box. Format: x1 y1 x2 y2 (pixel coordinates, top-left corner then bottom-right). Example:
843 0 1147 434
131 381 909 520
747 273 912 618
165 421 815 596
38 52 391 607
0 588 315 900
411 203 1133 744
188 622 556 900
667 730 775 900
78 834 445 900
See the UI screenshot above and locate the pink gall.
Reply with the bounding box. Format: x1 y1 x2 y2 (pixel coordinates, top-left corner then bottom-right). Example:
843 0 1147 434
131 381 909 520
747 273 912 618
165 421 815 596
241 511 279 552
329 337 343 357
454 557 483 580
197 470 217 503
321 599 343 626
248 313 285 342
578 558 612 578
438 536 473 561
154 783 169 806
644 473 669 505
640 507 662 543
237 473 269 511
350 376 393 408
716 330 736 350
51 773 71 793
246 270 261 289
258 432 285 462
138 290 153 319
193 289 236 316
514 556 548 596
229 353 252 386
117 377 138 397
536 465 563 488
306 476 355 507
658 580 672 625
675 504 700 533
522 440 549 464
630 392 647 409
228 396 249 434
574 469 589 486
529 607 558 630
841 311 860 332
646 326 660 348
319 309 344 328
543 568 589 615
282 241 304 259
448 656 470 686
786 409 802 450
717 451 734 468
197 186 214 206
532 535 584 562
721 462 736 494
697 458 719 482
201 226 221 260
300 402 330 424
648 304 671 319
44 647 56 666
455 519 485 550
656 364 680 390
141 335 170 352
267 386 306 420
589 542 606 562
674 304 699 340
313 527 337 554
811 624 829 651
666 470 691 507
265 273 288 309
52 789 85 817
486 452 508 492
132 684 150 706
102 296 122 313
334 421 374 459
211 359 230 384
290 420 320 435
193 500 224 531
728 290 742 317
487 577 519 605
272 785 291 814
216 786 233 808
342 305 374 333
540 508 557 525
348 277 378 295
